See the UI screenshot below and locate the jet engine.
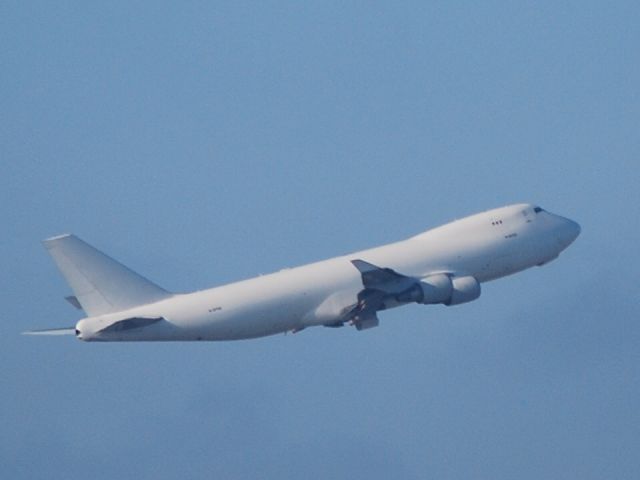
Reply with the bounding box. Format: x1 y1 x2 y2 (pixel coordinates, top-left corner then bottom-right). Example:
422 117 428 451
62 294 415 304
445 275 481 305
396 274 480 306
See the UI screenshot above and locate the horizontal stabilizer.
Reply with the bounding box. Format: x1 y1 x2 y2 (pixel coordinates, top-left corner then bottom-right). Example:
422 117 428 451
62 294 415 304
43 234 172 316
23 327 76 336
98 316 163 333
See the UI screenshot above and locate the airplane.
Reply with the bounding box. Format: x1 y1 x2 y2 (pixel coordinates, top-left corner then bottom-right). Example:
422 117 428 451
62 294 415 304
25 203 580 342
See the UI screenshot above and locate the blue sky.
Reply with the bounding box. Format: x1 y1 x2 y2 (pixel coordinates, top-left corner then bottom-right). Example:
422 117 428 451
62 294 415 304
2 1 639 478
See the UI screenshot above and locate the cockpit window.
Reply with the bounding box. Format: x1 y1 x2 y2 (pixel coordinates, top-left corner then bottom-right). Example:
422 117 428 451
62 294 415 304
534 206 544 213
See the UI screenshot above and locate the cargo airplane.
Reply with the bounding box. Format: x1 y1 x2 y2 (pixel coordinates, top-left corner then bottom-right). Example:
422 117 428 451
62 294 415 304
25 204 580 341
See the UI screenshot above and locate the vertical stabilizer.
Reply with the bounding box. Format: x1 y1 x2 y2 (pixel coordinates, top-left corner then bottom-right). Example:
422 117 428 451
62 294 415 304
43 234 172 316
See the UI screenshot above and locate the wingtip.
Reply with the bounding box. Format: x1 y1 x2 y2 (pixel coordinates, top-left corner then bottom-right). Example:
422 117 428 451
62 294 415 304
42 233 74 248
43 233 73 242
350 259 377 272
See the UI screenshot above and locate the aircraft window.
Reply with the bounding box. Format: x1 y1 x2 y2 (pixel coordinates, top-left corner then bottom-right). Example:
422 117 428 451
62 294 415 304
534 207 544 213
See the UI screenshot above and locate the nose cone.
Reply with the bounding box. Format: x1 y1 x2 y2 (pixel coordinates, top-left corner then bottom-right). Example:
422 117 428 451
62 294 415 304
558 218 581 248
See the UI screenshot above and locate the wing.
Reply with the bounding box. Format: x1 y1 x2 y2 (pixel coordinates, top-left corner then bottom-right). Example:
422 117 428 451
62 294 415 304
340 259 418 331
350 259 415 291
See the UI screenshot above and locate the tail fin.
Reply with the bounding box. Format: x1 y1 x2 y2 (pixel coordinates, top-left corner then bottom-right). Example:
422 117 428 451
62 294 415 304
43 234 172 316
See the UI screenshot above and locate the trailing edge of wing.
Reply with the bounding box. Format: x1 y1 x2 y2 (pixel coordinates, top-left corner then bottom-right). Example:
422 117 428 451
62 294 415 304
43 234 172 317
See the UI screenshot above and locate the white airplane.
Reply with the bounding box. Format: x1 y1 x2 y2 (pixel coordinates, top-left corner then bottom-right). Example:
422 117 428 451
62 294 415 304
26 204 580 341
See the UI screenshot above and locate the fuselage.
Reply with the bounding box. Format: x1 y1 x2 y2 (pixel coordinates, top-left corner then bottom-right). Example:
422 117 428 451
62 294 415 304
75 204 580 341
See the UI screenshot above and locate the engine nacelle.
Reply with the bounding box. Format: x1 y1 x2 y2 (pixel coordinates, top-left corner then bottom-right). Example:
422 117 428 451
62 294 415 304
445 275 481 306
396 273 452 304
396 274 481 306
